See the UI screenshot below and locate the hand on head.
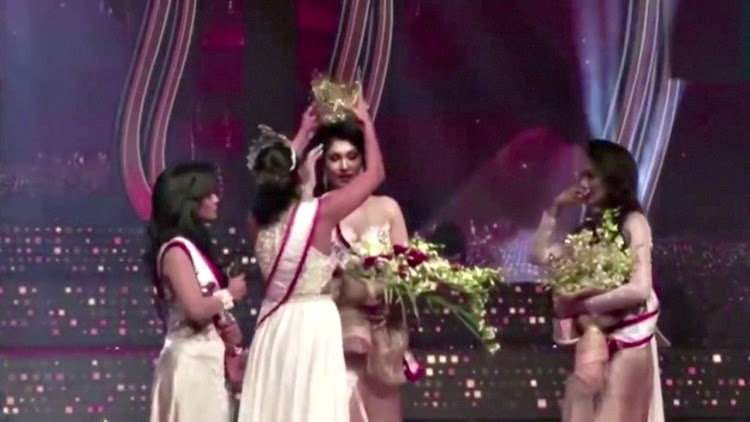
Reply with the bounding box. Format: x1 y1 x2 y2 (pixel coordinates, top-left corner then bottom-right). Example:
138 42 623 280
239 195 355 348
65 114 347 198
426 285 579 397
300 144 324 195
291 105 320 151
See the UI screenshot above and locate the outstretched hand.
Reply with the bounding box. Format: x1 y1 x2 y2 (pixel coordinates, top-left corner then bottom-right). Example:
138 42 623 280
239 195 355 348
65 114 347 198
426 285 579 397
351 88 371 125
301 144 324 198
291 105 319 151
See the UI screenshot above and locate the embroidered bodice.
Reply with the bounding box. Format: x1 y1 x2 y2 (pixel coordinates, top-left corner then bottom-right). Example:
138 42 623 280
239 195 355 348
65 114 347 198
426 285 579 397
255 207 336 297
333 223 391 265
333 223 391 305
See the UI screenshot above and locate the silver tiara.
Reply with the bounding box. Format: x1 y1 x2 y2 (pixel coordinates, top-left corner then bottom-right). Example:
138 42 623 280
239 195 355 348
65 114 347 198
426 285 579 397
246 125 297 173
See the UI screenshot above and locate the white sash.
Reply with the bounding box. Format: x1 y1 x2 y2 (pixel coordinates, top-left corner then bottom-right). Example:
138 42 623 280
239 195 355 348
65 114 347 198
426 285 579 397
157 236 220 289
608 290 660 346
552 290 665 422
551 290 660 347
256 199 320 327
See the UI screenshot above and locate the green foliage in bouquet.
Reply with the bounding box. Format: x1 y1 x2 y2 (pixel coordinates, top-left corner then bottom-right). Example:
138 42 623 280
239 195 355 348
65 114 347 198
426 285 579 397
543 208 635 294
345 236 503 353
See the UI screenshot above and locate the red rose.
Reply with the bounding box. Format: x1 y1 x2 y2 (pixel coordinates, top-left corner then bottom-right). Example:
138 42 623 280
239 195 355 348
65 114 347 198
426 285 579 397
406 250 429 267
363 256 378 269
393 244 408 256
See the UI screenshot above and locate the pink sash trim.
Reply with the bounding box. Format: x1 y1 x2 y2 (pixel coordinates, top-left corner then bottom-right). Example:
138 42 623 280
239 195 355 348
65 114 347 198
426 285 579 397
609 308 659 331
159 240 189 274
157 237 223 325
193 246 224 288
256 200 321 327
608 291 660 351
335 223 353 250
607 333 654 354
158 238 222 289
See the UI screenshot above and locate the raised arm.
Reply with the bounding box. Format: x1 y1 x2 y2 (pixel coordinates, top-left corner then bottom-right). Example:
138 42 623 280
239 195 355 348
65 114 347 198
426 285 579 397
582 212 653 314
317 101 385 234
161 247 226 325
290 105 318 154
528 204 566 265
300 144 323 200
530 185 588 265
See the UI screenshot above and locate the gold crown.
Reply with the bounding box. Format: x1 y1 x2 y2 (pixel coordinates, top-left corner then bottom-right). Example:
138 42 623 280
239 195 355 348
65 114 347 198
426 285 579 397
311 74 361 125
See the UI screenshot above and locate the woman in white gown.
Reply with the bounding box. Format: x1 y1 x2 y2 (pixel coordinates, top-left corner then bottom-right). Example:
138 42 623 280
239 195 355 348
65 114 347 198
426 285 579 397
147 162 248 422
237 101 385 422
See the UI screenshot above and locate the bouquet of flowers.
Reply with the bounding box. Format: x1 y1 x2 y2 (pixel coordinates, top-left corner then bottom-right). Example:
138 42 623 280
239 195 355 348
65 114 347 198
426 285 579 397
543 208 635 295
542 209 636 377
344 236 503 353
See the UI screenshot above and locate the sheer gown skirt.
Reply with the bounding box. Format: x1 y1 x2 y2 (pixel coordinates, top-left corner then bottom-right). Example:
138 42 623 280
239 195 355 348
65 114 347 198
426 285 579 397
150 337 230 422
597 345 654 422
237 296 348 422
563 344 653 422
346 354 402 422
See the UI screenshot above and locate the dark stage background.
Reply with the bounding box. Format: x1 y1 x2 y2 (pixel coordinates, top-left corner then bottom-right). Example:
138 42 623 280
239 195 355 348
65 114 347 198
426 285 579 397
1 1 749 421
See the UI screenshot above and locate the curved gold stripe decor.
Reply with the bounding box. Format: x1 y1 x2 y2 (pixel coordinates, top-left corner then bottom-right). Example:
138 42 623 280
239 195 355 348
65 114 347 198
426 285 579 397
333 0 371 83
363 0 393 119
614 0 684 211
617 0 661 151
119 0 390 219
117 0 172 220
117 0 197 220
147 0 198 185
330 0 393 119
576 0 684 212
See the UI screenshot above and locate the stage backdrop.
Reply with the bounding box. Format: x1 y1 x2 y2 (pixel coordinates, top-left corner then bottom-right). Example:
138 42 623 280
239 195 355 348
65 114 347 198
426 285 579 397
1 1 749 421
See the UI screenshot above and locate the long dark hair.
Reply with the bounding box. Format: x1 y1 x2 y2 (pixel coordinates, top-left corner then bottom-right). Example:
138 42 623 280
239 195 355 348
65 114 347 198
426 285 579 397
251 143 301 226
309 118 365 196
580 139 643 234
145 161 222 321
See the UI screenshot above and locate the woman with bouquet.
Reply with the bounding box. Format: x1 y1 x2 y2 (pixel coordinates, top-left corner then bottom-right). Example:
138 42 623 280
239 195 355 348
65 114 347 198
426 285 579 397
306 75 499 422
310 116 420 422
529 140 664 422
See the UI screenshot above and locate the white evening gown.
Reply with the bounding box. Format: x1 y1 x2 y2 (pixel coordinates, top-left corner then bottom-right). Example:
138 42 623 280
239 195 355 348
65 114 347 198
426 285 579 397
149 237 231 422
237 199 349 422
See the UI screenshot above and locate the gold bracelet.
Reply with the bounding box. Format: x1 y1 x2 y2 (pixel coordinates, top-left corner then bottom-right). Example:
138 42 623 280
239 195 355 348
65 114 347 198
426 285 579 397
214 289 235 311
